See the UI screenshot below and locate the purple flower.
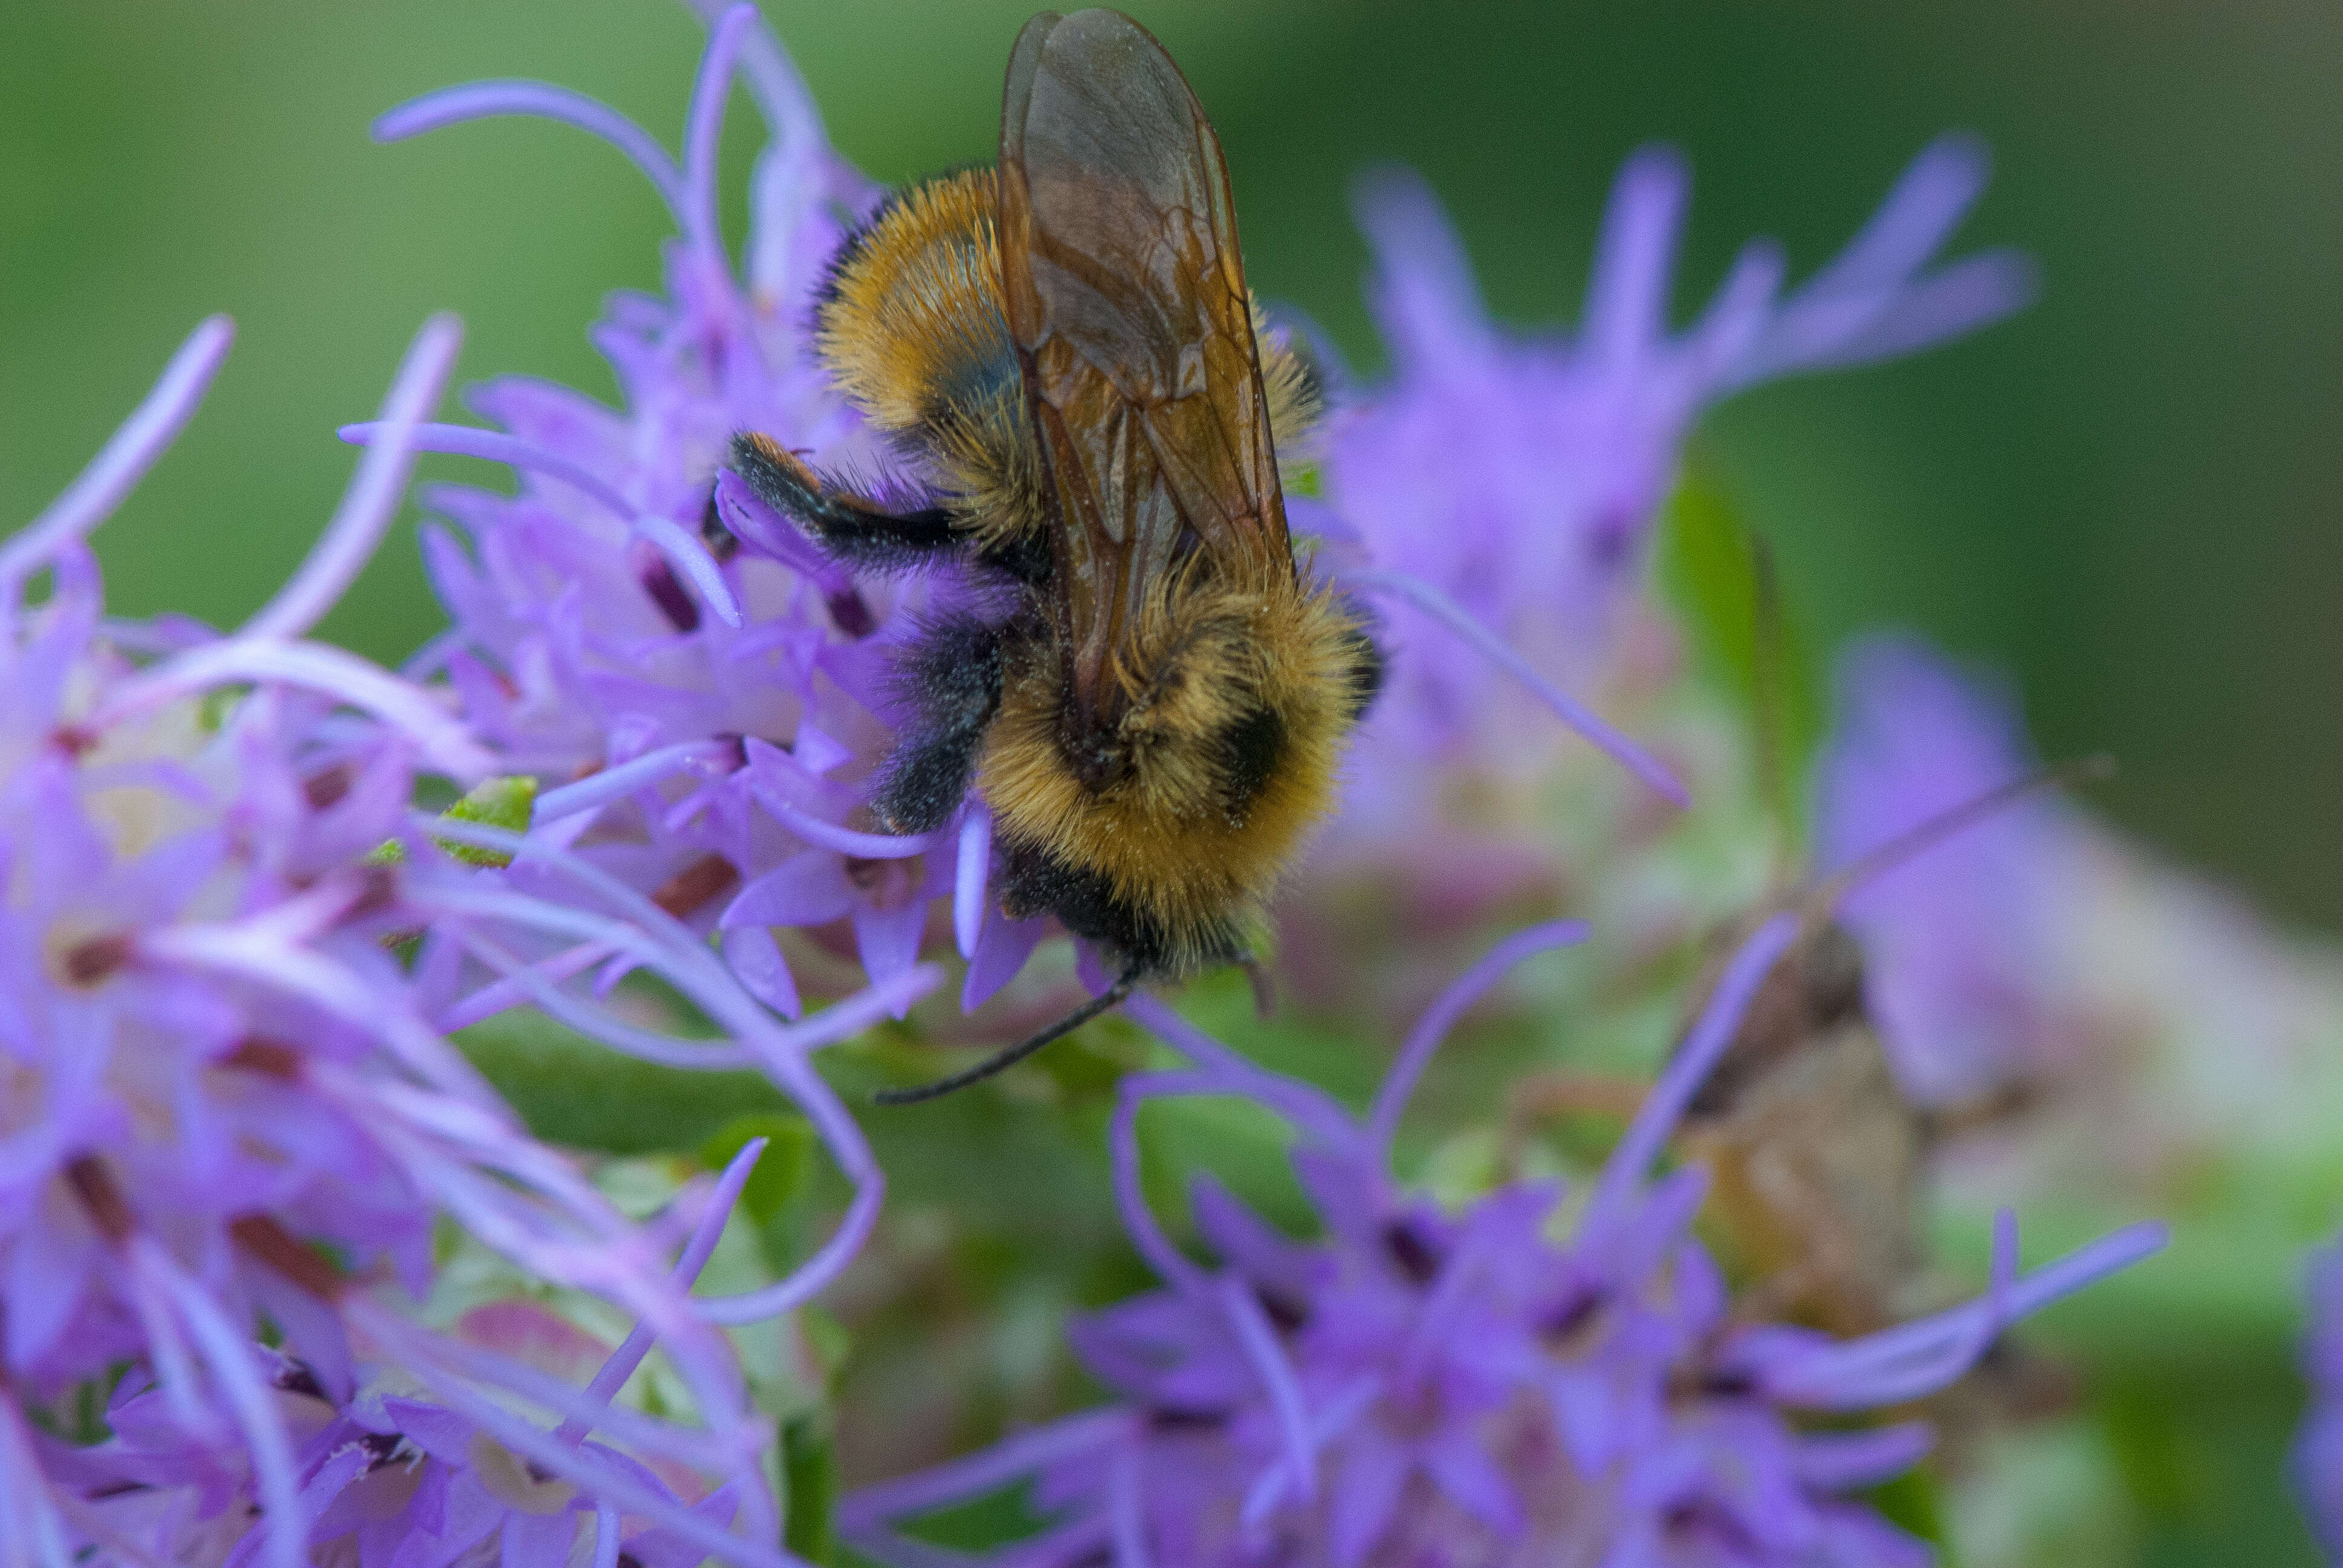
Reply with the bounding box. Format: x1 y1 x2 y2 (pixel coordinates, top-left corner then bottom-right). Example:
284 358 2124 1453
369 4 1032 1024
1812 634 2075 1109
840 918 2164 1567
2296 1236 2343 1558
64 1140 776 1567
0 308 926 1565
1324 139 2034 791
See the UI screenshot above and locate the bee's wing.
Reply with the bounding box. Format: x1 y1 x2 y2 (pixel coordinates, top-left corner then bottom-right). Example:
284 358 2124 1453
998 8 1290 733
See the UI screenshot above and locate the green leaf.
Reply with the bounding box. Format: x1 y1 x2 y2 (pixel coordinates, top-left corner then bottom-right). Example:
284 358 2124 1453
197 684 249 733
1653 469 1824 838
784 1414 837 1566
457 1006 793 1155
436 774 540 866
698 1112 817 1225
1866 1465 1951 1559
367 773 540 866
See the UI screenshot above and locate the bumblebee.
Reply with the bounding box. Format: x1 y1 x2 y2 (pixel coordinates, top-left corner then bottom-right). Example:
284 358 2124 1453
730 9 1381 1100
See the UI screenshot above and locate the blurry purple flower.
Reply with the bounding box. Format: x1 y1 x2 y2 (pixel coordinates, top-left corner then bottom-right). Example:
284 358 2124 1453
1327 139 2034 773
65 1141 778 1568
1814 633 2073 1108
0 308 929 1563
369 4 1022 1020
841 917 2163 1567
2295 1236 2343 1558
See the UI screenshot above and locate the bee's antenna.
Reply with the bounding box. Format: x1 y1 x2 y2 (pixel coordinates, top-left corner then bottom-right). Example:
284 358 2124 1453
873 972 1141 1105
1795 754 2114 926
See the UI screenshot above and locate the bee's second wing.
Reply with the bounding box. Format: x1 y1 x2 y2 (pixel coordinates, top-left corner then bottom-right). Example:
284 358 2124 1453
998 8 1289 733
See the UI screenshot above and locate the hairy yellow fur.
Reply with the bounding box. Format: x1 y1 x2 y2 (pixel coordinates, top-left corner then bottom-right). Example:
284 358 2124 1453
978 568 1363 971
819 168 1323 544
817 165 1362 973
818 169 1009 436
1253 298 1323 468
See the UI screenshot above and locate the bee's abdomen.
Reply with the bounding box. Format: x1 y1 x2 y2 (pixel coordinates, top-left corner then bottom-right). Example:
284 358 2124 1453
995 839 1198 978
973 578 1377 977
1214 706 1286 826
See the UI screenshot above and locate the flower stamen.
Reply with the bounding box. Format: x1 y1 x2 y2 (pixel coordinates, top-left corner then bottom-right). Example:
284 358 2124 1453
652 854 740 920
228 1214 347 1302
64 1155 135 1243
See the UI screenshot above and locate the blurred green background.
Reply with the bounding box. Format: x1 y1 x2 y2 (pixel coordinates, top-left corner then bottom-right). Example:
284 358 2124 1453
4 4 2335 1562
3 0 2337 929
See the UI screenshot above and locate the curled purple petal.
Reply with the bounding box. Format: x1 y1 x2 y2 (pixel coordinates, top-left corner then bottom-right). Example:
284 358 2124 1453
1368 918 1588 1153
99 636 493 780
1584 144 1689 368
954 801 992 961
1218 1273 1317 1512
1763 1220 2168 1409
681 5 758 269
635 511 742 628
1351 165 1495 375
1801 133 1993 301
1346 568 1689 807
373 79 687 218
242 313 462 641
0 316 234 591
340 419 638 523
755 789 939 859
556 1137 766 1443
1597 912 1800 1209
536 739 736 823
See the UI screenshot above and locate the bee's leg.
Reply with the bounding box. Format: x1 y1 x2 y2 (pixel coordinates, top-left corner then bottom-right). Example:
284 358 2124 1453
873 967 1142 1105
873 613 1004 832
729 433 960 569
1234 953 1276 1019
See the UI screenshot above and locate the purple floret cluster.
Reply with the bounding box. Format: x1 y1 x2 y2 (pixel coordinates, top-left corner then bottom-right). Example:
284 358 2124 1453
841 918 2162 1568
1814 635 2076 1111
1320 137 2033 828
0 1 2241 1563
0 245 923 1567
370 4 1046 1035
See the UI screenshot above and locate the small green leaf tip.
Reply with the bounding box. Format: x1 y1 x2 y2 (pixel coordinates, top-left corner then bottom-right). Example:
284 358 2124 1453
437 775 539 866
365 774 538 867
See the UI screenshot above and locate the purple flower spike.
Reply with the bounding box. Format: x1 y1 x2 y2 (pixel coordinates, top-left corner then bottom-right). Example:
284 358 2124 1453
0 311 881 1563
243 314 465 642
381 5 1054 1019
843 920 2162 1567
0 315 235 600
1323 140 2031 788
1814 633 2076 1106
69 1151 793 1568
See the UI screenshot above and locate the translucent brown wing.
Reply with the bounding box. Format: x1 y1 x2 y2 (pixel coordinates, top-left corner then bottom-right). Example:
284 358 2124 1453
997 8 1292 737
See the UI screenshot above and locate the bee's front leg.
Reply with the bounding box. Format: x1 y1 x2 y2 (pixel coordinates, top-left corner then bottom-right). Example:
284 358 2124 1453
728 432 961 569
873 613 1005 833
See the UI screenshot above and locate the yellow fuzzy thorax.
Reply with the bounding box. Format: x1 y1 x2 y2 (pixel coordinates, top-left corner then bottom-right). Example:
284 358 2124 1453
816 166 1322 554
818 168 1010 438
978 569 1363 971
